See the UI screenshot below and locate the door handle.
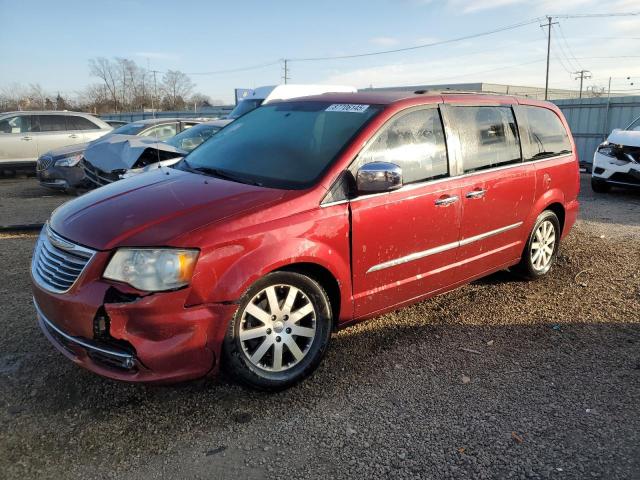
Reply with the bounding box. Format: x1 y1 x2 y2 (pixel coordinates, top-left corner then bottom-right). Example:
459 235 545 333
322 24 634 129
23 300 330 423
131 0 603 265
68 134 78 139
435 195 459 206
465 189 486 199
21 136 32 141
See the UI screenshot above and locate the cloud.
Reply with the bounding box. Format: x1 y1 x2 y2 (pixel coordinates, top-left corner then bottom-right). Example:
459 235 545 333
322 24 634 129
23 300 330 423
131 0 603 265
370 37 400 46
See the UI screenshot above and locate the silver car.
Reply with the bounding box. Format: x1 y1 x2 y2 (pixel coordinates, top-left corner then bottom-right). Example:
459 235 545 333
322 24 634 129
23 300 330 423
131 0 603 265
0 111 112 168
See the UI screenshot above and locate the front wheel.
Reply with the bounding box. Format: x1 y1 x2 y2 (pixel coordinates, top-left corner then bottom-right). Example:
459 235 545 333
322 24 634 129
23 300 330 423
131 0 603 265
514 210 561 280
591 177 611 193
223 271 333 391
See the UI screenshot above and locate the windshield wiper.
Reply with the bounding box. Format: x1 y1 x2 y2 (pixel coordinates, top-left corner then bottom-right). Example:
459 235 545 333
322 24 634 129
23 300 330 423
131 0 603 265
182 160 263 186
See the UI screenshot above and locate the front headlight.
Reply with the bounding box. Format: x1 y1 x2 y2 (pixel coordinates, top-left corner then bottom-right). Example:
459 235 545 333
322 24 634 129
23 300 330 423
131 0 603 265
103 248 199 291
597 142 616 158
55 153 83 167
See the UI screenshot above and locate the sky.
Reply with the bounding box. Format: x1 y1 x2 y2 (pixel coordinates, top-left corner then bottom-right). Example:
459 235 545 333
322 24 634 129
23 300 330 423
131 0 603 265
1 0 639 103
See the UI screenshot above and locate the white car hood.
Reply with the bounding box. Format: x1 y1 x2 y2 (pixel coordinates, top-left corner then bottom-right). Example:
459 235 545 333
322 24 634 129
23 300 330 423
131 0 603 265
607 129 640 148
83 134 185 172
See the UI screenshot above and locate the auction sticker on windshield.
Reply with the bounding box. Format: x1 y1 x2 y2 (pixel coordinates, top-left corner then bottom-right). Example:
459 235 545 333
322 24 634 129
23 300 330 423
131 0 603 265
325 104 370 113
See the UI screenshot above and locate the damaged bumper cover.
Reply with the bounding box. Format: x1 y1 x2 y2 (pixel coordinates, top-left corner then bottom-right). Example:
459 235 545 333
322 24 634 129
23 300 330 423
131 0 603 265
32 278 237 384
593 139 640 187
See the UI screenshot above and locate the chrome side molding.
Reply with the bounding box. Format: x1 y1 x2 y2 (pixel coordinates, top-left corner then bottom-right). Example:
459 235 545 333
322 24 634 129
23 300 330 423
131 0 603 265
366 221 523 273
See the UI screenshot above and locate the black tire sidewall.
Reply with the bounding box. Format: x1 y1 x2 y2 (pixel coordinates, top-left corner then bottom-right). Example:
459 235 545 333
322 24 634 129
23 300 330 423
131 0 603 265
591 177 611 193
223 271 333 391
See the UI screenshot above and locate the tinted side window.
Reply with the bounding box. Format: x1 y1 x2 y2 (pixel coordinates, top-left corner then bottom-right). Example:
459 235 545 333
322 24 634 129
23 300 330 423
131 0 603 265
0 115 32 133
140 123 178 140
448 106 521 173
38 115 68 132
355 108 448 184
67 116 100 130
520 106 572 160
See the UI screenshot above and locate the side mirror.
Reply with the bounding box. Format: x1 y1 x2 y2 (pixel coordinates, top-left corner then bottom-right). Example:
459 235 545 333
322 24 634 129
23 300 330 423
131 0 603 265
356 162 403 194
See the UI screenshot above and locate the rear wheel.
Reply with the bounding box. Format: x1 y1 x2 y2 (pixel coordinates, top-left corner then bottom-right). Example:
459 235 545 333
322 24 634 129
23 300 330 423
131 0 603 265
514 210 560 280
223 271 333 391
591 177 611 193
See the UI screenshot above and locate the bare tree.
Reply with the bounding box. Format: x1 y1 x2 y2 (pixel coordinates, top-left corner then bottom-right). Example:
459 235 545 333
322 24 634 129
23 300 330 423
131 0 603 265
89 57 119 111
190 92 212 109
161 70 194 110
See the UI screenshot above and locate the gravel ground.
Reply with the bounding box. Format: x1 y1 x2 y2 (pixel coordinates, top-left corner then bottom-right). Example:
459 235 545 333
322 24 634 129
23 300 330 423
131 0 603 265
0 175 638 479
0 177 69 227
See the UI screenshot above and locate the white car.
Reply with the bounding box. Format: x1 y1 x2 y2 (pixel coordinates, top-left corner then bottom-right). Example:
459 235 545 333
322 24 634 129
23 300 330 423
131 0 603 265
592 115 640 192
213 84 358 129
0 111 112 168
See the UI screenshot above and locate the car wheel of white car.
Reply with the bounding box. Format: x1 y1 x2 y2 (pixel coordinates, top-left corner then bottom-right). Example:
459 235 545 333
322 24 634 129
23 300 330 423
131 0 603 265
591 177 611 193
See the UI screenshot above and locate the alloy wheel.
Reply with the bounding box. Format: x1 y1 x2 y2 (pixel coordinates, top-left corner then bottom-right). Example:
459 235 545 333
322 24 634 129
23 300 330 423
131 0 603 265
531 220 556 272
239 284 317 372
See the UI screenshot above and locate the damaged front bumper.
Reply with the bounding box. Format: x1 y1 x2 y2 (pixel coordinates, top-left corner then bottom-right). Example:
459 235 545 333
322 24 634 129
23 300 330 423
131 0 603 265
592 145 640 188
32 277 237 384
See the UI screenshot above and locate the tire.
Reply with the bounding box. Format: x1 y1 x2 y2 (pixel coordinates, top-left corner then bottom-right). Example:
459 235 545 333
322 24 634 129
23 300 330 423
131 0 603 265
223 271 333 391
514 210 561 280
591 177 611 193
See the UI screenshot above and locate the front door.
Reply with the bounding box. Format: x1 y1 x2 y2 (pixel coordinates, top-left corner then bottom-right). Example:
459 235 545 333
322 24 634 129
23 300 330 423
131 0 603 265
0 115 39 163
443 105 535 280
349 106 461 317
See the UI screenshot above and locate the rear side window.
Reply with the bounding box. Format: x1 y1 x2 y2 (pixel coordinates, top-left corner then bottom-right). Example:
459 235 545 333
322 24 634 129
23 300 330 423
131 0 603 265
520 106 572 160
67 116 100 130
354 108 448 184
36 115 68 132
448 106 521 173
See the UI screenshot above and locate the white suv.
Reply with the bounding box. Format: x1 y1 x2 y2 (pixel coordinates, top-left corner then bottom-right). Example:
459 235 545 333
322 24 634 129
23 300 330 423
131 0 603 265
592 115 640 192
0 111 112 168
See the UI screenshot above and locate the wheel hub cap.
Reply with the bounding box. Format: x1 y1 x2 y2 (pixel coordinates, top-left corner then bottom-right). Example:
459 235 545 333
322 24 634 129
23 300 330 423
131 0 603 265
239 284 317 372
531 220 556 271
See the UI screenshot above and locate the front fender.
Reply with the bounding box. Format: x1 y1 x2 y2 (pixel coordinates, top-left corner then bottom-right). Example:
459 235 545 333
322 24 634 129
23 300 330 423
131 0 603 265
186 206 353 321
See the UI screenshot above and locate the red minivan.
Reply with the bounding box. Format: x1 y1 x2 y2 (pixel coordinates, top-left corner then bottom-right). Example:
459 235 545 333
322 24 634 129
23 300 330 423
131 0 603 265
31 92 579 390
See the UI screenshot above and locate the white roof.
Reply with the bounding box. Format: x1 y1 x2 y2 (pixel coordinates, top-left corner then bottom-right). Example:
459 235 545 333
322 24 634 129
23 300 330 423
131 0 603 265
242 84 357 104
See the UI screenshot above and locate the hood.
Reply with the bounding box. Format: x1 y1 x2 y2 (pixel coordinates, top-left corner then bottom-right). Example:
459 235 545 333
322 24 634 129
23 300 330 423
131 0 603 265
83 134 186 172
50 168 288 250
608 129 640 148
44 142 89 159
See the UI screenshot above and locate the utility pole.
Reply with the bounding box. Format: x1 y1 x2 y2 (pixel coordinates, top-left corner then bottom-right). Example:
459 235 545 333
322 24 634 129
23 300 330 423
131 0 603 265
150 69 160 118
602 76 612 139
540 16 558 100
282 59 290 84
573 70 592 98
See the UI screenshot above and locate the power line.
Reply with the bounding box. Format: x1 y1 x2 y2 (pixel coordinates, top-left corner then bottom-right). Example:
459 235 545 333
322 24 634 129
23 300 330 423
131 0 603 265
556 22 583 71
288 17 542 62
185 60 281 76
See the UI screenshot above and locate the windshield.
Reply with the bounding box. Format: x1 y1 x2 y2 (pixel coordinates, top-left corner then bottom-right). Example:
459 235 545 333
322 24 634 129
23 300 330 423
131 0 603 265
627 116 640 131
182 101 381 189
228 99 263 119
111 122 147 135
165 123 221 152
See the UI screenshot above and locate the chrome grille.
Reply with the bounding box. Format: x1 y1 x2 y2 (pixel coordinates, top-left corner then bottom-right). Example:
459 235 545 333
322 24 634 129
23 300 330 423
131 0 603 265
37 155 54 171
31 225 96 293
82 160 119 188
